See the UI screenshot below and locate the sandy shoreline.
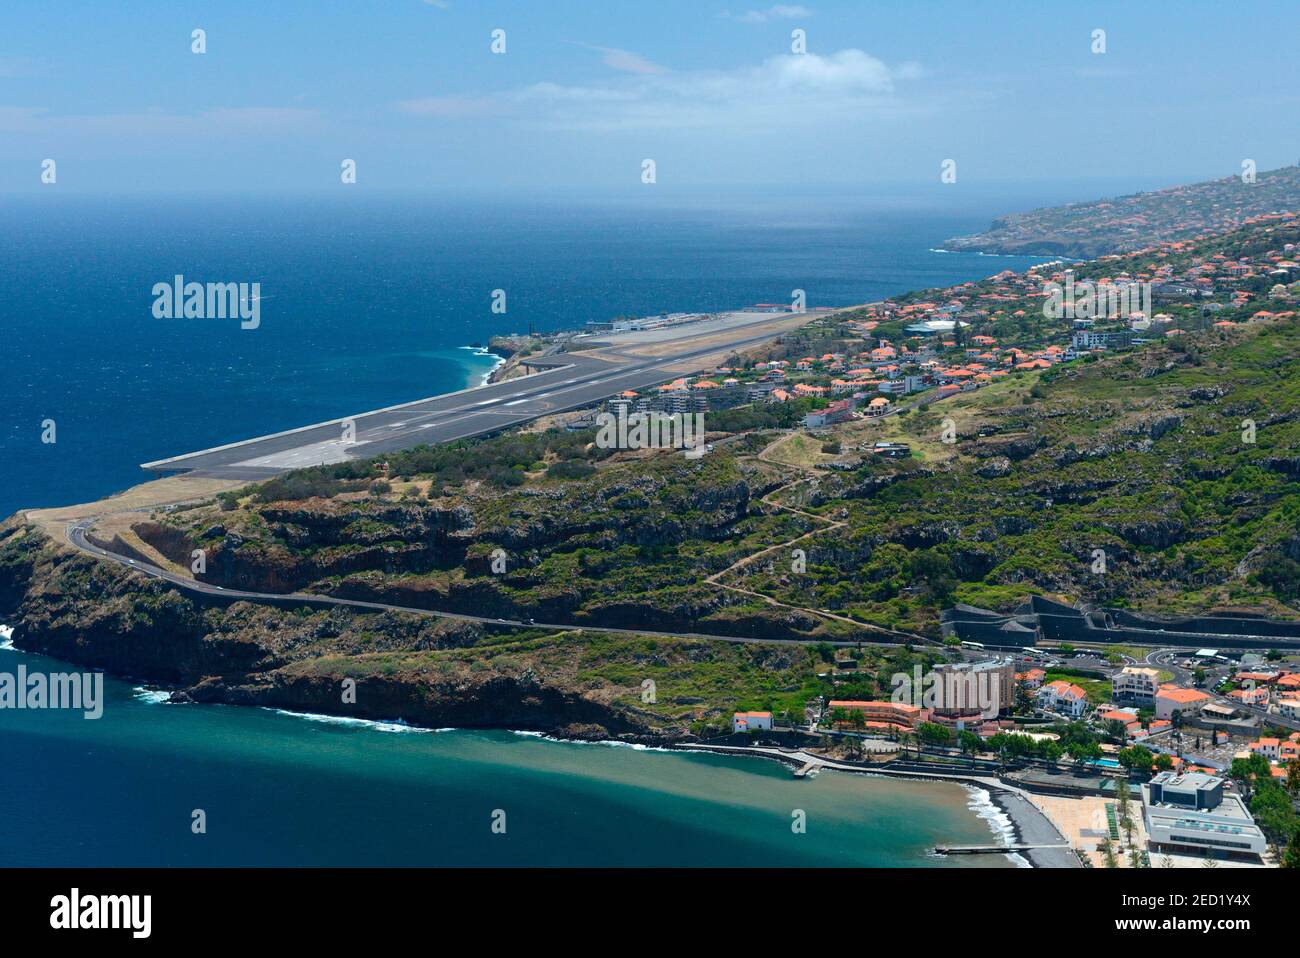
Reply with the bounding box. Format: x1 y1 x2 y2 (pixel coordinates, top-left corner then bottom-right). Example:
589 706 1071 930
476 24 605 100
4 628 1073 867
668 742 1076 867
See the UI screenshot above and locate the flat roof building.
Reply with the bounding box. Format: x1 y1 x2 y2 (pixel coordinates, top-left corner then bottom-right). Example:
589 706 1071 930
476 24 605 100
928 658 1016 723
1141 771 1266 859
1112 666 1160 705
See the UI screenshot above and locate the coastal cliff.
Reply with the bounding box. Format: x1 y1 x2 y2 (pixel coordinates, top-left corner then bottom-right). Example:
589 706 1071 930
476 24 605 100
943 164 1300 257
0 524 692 741
0 514 850 741
5 212 1300 742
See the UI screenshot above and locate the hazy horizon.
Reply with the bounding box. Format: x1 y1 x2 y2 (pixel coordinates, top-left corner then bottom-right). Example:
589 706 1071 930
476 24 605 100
3 0 1296 196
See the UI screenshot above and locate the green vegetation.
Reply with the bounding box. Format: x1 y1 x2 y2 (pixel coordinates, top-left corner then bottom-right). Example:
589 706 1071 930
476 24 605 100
943 164 1300 258
15 212 1300 743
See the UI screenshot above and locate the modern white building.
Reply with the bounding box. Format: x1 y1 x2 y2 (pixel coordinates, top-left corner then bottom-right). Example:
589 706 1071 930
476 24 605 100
1141 772 1267 859
1071 329 1132 350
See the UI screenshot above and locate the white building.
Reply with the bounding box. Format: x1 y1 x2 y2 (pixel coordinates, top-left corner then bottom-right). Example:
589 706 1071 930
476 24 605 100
1276 699 1300 720
732 711 773 733
1154 686 1212 721
1112 666 1160 706
1036 680 1089 718
1142 771 1267 859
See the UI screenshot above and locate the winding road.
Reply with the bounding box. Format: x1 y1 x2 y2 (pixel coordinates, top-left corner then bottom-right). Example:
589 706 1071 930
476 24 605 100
64 517 920 649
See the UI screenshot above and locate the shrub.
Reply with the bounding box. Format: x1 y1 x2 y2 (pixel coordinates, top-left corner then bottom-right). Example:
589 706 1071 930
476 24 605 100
547 460 597 481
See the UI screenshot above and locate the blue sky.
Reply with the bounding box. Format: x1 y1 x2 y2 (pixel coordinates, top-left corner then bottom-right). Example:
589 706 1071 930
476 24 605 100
2 0 1297 196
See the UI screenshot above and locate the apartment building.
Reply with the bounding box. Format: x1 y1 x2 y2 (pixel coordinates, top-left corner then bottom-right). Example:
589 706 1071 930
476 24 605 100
1112 666 1160 706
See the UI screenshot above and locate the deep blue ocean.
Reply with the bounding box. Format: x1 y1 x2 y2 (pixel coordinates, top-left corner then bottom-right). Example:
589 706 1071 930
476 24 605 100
1 192 1045 518
2 192 1052 865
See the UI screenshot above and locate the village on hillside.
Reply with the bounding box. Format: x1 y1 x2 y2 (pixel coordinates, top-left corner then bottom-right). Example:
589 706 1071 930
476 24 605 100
573 212 1300 442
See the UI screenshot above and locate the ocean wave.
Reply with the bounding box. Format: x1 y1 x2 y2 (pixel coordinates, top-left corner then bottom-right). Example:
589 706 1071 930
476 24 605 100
507 729 676 753
928 248 952 254
264 709 447 734
459 344 507 386
965 786 1030 867
133 687 174 704
0 624 13 651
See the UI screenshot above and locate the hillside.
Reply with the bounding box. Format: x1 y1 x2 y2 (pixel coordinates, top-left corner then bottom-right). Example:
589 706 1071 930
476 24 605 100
3 213 1300 739
943 164 1300 258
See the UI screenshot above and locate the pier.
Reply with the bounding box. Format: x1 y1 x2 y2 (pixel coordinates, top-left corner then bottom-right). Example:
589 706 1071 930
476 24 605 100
934 843 1069 855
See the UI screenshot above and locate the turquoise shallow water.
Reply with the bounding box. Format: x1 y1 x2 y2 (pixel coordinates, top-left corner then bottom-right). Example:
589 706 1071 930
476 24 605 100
0 640 1009 867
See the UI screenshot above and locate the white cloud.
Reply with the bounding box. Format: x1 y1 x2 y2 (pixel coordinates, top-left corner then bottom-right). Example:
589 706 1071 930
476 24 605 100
578 44 668 75
723 5 812 23
392 48 928 138
502 49 918 131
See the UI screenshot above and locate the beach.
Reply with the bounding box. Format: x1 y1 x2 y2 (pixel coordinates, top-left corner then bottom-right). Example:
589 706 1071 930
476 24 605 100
0 637 1013 867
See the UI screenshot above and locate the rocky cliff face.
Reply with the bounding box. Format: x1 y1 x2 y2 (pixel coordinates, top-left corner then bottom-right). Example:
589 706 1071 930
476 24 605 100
134 501 477 594
179 670 653 741
10 539 262 683
116 461 836 645
0 524 685 742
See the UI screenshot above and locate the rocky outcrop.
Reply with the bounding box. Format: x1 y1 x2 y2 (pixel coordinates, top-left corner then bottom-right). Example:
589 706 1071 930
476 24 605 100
0 521 40 619
176 670 669 743
977 456 1013 479
974 434 1045 461
1126 414 1184 441
0 528 683 741
1115 517 1187 550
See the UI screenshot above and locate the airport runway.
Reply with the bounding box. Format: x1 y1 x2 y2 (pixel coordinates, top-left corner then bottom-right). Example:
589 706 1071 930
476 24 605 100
142 314 817 479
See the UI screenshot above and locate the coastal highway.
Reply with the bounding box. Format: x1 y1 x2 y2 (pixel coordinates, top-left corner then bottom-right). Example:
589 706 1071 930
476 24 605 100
64 517 916 649
141 313 823 480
